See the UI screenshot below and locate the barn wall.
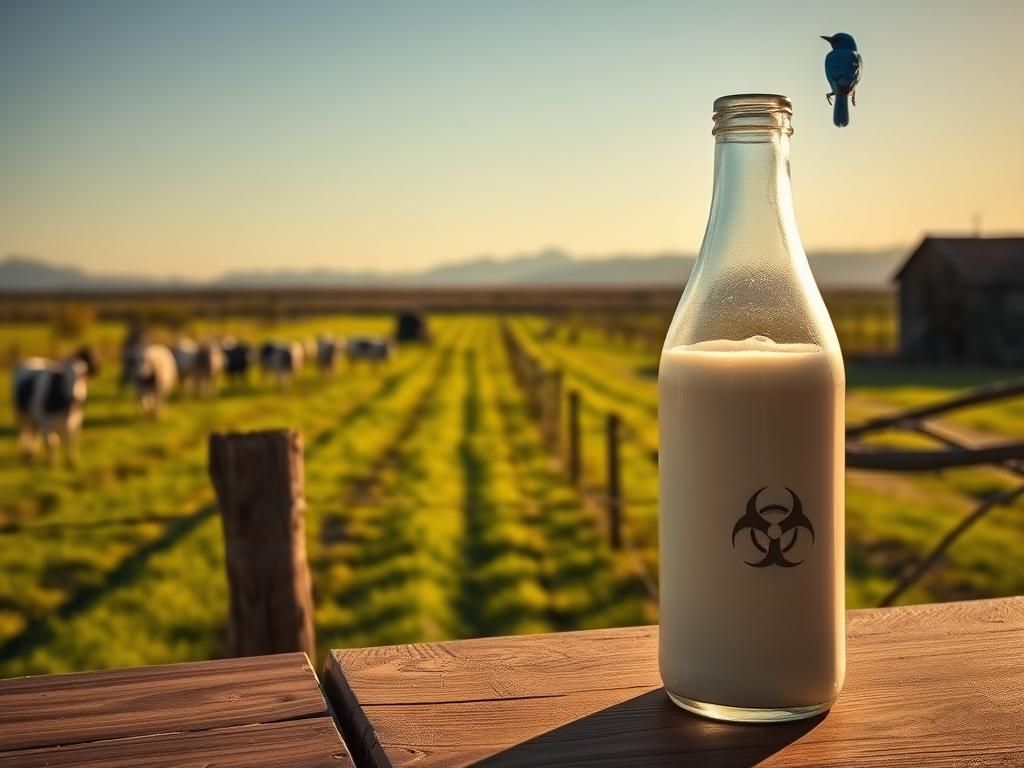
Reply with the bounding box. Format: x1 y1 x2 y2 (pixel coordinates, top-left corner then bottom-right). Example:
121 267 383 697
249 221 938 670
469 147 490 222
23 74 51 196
1002 289 1024 364
898 248 967 362
971 287 1024 365
965 292 997 363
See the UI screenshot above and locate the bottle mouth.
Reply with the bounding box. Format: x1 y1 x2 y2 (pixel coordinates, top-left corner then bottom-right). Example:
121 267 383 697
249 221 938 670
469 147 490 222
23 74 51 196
712 94 793 138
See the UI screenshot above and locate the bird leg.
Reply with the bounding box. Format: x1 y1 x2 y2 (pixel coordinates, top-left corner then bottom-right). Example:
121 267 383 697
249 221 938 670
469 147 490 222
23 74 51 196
851 90 857 106
825 91 834 105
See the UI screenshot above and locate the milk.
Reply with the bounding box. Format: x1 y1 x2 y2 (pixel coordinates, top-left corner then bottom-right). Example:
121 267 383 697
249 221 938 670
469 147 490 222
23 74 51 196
658 336 845 714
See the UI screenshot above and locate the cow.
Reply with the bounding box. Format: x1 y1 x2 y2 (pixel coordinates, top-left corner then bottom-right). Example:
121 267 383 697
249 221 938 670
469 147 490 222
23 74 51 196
395 311 430 343
315 334 342 373
172 339 225 396
259 340 304 387
13 347 99 466
346 336 393 368
124 343 177 416
221 338 252 385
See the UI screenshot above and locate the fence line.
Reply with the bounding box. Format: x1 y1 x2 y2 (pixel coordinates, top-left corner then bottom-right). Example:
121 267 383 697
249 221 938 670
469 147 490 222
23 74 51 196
501 322 626 550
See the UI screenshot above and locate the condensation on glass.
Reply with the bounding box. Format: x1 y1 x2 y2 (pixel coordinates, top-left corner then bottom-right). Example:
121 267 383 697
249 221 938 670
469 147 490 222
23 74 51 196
658 94 846 723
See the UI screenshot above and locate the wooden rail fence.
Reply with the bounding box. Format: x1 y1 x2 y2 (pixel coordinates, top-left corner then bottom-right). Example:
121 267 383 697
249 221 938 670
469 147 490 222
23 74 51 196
845 380 1024 605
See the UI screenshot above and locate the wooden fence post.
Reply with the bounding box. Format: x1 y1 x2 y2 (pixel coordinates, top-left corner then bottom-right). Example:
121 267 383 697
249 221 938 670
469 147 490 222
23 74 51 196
209 429 315 660
530 359 543 419
547 370 563 453
606 413 623 550
567 390 581 485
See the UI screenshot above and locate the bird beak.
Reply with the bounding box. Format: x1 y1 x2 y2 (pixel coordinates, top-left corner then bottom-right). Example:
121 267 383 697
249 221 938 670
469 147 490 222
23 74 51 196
820 35 833 43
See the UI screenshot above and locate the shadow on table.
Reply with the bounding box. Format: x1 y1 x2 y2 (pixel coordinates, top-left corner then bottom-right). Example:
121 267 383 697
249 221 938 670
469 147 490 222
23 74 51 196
476 689 825 768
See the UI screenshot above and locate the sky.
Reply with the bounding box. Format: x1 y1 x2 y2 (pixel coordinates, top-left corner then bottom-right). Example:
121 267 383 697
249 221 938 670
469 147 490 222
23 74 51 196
1 0 1022 279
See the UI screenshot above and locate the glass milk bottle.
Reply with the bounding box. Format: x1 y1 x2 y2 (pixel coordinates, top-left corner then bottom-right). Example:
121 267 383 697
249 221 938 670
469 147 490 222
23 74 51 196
658 94 845 722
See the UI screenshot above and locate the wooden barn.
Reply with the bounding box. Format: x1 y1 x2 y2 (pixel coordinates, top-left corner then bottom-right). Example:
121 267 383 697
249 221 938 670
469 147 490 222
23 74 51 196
895 237 1024 364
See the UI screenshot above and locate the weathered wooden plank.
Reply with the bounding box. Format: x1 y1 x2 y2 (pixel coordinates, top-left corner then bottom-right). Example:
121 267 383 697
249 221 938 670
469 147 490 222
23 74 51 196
0 717 352 768
325 597 1024 768
328 625 657 705
846 590 1024 637
0 653 327 753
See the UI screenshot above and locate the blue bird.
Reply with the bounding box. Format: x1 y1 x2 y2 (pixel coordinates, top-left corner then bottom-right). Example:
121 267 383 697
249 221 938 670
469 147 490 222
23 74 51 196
822 33 862 127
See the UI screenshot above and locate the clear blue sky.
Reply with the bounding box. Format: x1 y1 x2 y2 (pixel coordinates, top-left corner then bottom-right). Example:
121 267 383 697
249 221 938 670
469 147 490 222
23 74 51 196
1 0 1022 277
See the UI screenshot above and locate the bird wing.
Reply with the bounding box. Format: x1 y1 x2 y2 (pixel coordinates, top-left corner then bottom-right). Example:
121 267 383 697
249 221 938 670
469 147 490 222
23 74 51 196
825 49 861 91
824 50 843 88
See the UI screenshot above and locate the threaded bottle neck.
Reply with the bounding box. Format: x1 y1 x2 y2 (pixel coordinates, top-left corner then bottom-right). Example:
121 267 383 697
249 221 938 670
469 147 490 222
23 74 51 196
712 93 793 142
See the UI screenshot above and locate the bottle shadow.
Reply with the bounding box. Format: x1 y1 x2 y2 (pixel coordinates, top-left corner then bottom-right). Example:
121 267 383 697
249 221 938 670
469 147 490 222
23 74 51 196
475 688 825 768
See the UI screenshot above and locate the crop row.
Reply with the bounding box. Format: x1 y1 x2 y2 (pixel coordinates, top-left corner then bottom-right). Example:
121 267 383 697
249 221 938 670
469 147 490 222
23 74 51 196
312 319 472 649
476 319 654 628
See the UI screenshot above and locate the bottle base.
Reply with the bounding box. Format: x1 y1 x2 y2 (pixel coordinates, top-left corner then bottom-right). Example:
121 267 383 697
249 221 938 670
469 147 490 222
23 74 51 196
666 691 833 723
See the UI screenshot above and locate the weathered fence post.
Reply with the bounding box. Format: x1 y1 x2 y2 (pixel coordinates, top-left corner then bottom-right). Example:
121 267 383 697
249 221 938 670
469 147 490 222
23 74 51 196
209 429 315 660
606 413 623 550
546 370 563 452
530 359 543 419
567 389 581 485
548 370 565 448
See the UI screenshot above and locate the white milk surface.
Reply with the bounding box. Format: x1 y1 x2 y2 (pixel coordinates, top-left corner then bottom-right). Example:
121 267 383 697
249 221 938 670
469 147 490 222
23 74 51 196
658 336 845 709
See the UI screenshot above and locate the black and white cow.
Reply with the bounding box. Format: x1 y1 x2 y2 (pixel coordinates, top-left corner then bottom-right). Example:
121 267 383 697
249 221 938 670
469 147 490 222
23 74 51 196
346 336 393 367
13 347 99 465
123 343 177 416
172 339 225 396
221 338 252 384
315 334 342 373
259 341 304 387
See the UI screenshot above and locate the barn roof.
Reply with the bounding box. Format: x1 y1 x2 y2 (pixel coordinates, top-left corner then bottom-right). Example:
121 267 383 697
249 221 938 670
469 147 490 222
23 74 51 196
895 237 1024 285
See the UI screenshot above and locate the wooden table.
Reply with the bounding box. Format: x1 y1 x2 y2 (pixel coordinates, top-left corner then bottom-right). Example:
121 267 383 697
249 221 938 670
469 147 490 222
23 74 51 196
324 597 1024 767
0 652 352 767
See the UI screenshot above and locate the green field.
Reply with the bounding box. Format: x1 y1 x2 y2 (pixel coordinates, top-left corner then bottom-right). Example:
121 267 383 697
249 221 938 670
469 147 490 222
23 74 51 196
1 312 1022 678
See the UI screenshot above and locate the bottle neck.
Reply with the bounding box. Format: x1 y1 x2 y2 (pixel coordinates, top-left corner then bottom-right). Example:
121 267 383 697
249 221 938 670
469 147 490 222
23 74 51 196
662 95 838 351
663 94 839 354
701 131 805 272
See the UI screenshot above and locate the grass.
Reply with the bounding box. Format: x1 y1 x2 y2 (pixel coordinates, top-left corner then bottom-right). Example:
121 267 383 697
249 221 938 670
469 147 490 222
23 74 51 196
0 310 1021 678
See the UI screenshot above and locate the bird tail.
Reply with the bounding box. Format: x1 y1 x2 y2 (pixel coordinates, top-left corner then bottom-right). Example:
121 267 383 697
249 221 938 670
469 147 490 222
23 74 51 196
833 93 850 127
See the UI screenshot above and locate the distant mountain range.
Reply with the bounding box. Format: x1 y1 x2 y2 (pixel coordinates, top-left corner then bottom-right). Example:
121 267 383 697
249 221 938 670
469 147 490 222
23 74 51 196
0 247 908 292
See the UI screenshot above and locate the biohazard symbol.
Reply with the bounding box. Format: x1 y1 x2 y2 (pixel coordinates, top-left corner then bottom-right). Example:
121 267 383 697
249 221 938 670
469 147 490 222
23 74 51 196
731 487 814 568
